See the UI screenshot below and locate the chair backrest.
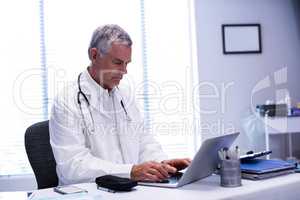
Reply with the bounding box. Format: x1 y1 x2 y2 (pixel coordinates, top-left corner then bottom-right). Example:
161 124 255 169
24 120 59 189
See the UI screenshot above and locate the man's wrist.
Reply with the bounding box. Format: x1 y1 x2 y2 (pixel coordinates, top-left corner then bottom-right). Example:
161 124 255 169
130 164 137 179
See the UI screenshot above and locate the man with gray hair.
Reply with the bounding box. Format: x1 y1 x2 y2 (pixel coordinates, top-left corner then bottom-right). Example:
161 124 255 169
49 24 190 185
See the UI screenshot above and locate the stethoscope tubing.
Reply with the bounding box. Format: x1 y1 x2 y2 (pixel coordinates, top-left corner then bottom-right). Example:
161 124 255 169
77 72 131 134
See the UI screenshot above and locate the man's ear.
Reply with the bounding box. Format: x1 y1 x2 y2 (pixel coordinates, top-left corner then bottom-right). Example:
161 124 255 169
89 48 98 63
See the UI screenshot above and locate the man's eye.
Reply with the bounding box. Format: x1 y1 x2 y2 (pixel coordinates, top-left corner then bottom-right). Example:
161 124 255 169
112 60 122 65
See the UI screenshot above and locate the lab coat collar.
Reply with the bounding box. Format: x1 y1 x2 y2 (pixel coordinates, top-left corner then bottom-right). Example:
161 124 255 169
81 68 112 97
79 69 119 112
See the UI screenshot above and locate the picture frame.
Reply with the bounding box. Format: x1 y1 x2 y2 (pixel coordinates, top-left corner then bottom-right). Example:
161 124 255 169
222 24 262 54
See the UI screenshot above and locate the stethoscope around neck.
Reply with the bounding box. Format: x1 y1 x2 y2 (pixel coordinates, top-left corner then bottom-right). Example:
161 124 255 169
77 72 132 134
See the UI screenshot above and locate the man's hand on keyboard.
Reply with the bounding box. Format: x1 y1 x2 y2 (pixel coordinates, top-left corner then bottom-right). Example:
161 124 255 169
131 161 170 182
161 158 192 171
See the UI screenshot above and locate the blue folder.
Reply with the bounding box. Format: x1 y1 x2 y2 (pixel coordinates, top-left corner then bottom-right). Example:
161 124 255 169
240 159 296 174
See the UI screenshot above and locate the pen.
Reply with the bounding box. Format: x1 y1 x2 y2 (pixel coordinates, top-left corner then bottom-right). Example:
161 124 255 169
97 186 116 193
223 147 230 160
218 150 224 160
235 146 240 160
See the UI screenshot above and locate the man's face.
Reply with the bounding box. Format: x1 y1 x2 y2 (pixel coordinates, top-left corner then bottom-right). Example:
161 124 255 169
94 42 131 90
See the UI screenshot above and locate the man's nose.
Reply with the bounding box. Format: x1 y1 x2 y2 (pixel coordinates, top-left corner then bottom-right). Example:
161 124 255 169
120 64 127 74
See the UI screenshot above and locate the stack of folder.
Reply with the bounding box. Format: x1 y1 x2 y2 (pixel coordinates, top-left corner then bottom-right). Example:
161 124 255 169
240 159 296 180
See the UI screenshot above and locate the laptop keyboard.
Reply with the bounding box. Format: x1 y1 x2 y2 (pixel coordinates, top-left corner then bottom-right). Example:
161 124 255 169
139 171 184 184
157 171 183 184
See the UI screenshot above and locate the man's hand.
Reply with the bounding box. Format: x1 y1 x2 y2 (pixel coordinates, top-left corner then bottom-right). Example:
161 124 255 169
130 161 176 182
162 158 192 171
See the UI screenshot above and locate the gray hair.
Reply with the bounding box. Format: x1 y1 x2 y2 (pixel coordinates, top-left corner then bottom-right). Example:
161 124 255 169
88 24 132 59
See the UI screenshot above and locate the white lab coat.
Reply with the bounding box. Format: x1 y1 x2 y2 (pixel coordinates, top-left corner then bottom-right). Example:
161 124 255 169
49 69 167 185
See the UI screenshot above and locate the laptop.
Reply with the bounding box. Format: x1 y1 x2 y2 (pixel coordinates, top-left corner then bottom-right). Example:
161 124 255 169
138 132 240 188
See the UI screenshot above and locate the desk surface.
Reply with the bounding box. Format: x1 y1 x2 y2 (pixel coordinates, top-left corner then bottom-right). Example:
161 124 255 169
28 173 300 200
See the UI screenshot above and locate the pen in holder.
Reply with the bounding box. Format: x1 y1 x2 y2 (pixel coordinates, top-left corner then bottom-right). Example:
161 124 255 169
219 146 242 187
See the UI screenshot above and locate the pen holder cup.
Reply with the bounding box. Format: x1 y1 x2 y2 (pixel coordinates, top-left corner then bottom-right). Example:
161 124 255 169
220 159 242 187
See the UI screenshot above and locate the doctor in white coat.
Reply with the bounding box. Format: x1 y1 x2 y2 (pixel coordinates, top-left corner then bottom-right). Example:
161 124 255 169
49 24 191 185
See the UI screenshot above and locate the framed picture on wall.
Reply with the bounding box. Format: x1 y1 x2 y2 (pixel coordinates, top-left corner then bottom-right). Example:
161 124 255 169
222 24 262 54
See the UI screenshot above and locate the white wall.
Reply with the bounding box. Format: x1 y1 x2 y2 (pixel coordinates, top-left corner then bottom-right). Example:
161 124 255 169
195 0 300 151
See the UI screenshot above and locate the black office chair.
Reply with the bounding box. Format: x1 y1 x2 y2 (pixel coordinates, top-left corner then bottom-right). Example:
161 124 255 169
24 120 59 189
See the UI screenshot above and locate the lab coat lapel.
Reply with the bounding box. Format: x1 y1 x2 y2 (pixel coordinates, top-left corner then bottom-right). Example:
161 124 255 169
80 70 139 164
114 90 139 164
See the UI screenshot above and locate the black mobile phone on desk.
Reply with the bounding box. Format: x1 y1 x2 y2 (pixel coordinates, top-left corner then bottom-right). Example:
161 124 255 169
53 185 88 194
